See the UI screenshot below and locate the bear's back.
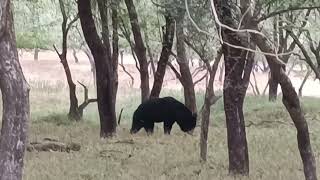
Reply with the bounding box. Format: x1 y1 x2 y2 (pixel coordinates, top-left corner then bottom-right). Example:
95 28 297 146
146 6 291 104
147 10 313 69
161 96 192 114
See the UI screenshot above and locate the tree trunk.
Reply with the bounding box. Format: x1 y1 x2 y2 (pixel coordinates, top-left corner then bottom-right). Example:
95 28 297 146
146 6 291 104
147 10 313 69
175 9 197 113
200 48 222 161
111 0 119 112
34 47 39 61
150 13 175 98
0 1 30 179
124 0 150 102
60 54 80 120
56 0 81 121
144 25 156 77
268 72 278 101
223 46 252 175
214 0 255 175
253 31 317 180
78 0 117 138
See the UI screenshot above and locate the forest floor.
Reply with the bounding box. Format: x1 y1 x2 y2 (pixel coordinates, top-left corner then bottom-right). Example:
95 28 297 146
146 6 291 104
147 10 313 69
23 86 320 180
6 50 320 179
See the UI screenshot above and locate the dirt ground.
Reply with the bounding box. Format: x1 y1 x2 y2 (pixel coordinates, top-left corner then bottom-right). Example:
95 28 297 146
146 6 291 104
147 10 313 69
19 49 320 97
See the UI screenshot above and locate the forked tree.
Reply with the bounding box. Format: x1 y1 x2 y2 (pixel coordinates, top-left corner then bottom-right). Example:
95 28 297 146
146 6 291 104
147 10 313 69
124 0 150 102
150 12 175 98
175 7 197 114
54 0 96 121
211 0 318 179
77 0 119 137
0 1 30 179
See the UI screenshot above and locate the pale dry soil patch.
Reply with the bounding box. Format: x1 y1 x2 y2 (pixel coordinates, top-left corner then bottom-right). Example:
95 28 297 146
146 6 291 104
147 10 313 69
19 50 320 97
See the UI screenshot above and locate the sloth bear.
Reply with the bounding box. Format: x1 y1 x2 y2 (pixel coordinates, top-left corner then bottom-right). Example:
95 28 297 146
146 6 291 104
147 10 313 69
130 96 197 135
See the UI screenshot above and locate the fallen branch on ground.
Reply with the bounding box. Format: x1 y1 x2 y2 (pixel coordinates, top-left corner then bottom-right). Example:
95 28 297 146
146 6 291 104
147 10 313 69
27 139 81 152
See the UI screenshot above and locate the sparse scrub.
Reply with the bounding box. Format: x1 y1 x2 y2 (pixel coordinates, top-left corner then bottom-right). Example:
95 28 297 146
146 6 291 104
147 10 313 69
2 83 318 180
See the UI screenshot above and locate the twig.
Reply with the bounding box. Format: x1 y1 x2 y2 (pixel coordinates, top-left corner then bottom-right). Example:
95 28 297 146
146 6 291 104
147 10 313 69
258 6 320 22
78 81 97 113
119 63 134 87
118 108 124 125
193 70 208 86
167 62 182 83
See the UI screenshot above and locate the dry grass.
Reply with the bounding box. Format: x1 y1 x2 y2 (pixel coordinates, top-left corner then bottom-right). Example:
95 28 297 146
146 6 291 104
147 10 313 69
20 83 320 180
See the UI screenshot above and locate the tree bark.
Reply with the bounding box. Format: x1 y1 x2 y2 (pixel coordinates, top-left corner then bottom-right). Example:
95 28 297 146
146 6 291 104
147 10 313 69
0 1 30 179
78 0 117 137
124 0 150 102
175 9 197 113
150 13 175 99
268 72 278 101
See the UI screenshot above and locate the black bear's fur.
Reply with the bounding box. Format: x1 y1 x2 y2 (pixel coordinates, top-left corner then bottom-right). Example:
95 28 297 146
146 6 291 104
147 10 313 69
130 96 197 134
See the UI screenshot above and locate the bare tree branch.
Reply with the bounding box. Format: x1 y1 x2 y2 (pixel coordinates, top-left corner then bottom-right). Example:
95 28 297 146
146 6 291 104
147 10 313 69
77 81 97 113
287 30 320 79
119 63 134 87
53 44 61 57
193 70 208 86
167 61 182 83
258 6 320 22
66 15 79 33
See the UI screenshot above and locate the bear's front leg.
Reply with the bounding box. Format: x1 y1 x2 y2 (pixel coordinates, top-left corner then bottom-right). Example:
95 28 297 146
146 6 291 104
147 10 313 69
164 121 174 135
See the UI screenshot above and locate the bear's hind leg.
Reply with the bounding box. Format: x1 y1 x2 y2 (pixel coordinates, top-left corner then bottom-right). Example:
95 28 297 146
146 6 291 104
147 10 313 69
144 122 154 135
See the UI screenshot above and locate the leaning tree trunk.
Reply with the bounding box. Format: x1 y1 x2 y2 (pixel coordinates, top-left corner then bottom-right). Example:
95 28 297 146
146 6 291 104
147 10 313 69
268 73 278 101
200 48 222 161
0 1 30 179
175 9 197 113
254 33 317 180
150 13 175 99
78 0 117 138
124 0 150 102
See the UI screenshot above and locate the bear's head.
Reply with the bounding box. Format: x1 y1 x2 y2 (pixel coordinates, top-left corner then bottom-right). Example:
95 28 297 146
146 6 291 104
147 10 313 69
130 113 144 134
179 112 197 134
